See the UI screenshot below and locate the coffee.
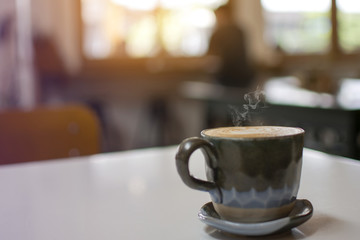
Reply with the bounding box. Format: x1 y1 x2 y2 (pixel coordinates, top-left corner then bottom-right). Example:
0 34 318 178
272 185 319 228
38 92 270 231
176 126 305 223
202 126 303 138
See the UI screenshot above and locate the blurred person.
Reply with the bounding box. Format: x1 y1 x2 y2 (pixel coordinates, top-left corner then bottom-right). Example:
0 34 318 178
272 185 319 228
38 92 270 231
204 5 256 128
208 4 254 88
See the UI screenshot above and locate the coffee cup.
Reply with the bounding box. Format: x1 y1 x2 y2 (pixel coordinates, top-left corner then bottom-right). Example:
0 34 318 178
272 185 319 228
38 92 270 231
176 126 304 223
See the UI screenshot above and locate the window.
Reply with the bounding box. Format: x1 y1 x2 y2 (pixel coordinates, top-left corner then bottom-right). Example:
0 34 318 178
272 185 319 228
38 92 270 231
81 0 227 59
337 0 360 53
261 0 332 54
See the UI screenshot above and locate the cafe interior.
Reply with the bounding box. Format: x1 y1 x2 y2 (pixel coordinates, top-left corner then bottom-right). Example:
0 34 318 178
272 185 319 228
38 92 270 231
1 0 360 164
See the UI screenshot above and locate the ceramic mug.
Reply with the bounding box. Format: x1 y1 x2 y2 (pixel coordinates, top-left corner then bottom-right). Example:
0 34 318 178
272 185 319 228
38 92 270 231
176 126 304 223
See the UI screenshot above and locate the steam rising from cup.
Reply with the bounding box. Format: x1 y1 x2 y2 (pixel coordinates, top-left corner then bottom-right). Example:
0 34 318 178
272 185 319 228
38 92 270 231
229 87 266 126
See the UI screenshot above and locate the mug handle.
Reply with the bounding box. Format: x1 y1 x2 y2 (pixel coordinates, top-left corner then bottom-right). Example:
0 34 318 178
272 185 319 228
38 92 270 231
176 137 218 192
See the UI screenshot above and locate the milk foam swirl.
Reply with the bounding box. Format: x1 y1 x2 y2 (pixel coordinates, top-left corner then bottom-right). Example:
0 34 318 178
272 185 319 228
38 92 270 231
203 126 303 138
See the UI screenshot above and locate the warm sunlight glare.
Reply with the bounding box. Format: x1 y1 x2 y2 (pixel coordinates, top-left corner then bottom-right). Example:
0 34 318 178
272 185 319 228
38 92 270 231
184 8 215 28
111 0 158 11
126 16 157 57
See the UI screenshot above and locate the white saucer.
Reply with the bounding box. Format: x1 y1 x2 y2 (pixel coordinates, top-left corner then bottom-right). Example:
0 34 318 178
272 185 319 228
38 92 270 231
198 199 313 236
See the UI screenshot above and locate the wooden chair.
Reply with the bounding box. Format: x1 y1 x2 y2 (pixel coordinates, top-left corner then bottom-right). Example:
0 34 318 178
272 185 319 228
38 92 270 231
0 104 101 165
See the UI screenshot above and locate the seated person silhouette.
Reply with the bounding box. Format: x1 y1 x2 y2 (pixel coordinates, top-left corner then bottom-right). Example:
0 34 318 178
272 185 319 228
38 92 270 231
208 5 254 88
205 5 256 128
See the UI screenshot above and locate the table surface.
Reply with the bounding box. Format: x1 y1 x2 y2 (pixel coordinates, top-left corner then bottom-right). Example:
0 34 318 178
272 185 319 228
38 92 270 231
0 146 359 240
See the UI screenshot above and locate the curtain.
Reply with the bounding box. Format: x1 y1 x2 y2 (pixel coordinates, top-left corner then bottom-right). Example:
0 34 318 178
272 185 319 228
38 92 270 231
0 0 36 109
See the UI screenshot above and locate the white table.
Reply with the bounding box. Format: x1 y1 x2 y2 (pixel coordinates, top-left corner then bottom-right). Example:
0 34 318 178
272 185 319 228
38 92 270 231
0 146 359 240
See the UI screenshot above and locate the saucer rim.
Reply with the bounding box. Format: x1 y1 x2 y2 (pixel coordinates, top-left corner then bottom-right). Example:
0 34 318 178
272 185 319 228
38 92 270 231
198 199 313 236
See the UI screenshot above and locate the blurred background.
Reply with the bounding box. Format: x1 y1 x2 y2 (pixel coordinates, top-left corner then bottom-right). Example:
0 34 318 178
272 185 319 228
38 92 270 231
1 0 360 162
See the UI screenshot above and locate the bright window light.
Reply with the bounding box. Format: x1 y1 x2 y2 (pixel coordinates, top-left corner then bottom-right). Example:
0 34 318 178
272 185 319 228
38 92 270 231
160 0 227 9
337 0 360 52
337 0 360 13
261 0 331 53
126 16 158 57
111 0 158 11
183 8 215 28
83 0 226 58
262 0 331 12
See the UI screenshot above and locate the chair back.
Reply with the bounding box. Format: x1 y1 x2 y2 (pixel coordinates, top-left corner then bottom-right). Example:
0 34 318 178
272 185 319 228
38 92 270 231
0 104 101 164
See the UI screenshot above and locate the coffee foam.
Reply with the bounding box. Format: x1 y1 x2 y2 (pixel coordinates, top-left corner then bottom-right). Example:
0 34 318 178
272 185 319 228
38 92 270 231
202 126 303 138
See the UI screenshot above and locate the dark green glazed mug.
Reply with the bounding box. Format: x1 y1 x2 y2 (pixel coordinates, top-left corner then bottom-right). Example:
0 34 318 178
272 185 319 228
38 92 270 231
176 126 304 223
